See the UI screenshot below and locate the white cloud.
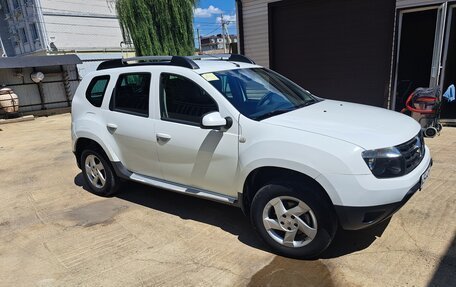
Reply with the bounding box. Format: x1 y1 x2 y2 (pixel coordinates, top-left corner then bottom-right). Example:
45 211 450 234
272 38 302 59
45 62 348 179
194 5 223 18
216 14 236 24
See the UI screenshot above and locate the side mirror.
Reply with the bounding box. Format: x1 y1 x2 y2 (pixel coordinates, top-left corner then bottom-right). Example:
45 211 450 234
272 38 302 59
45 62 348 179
201 112 232 130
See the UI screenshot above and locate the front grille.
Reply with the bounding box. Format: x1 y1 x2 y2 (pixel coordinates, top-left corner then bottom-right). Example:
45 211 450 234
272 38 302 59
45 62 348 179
396 133 425 174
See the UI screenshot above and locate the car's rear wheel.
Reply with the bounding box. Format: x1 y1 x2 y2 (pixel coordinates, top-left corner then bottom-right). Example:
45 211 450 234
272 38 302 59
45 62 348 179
250 183 337 259
81 149 119 196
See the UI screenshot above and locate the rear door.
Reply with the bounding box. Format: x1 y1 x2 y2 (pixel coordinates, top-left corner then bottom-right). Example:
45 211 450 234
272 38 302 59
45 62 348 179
101 71 162 178
268 0 396 107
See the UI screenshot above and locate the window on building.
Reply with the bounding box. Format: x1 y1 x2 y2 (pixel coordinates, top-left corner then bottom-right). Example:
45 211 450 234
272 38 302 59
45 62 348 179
160 73 218 125
30 23 38 40
20 28 27 43
86 75 110 107
110 73 151 117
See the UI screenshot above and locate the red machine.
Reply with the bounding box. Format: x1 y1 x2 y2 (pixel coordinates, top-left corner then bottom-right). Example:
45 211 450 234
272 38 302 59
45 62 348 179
401 87 442 138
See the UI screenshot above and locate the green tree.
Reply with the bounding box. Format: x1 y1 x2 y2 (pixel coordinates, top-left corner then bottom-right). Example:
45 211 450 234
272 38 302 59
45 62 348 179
116 0 197 56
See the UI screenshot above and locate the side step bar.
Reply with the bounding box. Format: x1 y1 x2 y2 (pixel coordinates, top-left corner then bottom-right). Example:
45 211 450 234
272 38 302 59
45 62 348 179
130 174 237 205
112 161 238 205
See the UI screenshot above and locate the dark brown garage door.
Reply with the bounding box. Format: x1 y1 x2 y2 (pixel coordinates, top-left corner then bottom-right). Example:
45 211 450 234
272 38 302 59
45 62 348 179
269 0 396 107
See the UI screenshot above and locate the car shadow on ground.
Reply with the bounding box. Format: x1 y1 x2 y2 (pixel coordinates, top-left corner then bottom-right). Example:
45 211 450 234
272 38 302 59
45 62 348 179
428 232 456 286
74 173 389 259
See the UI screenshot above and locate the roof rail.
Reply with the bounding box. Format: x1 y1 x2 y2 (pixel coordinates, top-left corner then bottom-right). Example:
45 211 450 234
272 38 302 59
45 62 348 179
96 54 255 71
97 56 199 70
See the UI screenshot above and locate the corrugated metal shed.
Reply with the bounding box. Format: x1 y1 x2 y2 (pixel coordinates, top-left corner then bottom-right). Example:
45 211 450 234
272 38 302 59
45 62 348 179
0 55 80 116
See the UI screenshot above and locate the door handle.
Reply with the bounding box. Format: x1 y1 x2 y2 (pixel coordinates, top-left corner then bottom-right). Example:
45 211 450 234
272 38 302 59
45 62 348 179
106 123 117 133
156 133 172 142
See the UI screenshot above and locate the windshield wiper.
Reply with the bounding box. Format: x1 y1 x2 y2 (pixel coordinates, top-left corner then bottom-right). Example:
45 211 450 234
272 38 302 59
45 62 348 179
253 99 318 121
296 98 317 108
253 108 295 121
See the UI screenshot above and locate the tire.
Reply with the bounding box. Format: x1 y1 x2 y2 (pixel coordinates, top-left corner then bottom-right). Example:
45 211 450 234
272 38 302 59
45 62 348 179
80 149 120 196
424 127 438 138
250 182 337 259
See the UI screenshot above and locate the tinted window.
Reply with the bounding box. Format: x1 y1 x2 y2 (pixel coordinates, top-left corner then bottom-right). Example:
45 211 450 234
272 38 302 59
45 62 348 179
111 73 151 117
86 75 110 107
160 73 218 125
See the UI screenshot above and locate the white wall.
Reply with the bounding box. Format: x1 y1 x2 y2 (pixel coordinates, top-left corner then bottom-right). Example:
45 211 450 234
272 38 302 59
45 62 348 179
39 0 124 51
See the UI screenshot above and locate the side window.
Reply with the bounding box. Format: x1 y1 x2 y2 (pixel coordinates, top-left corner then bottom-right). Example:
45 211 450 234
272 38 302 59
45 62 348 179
160 73 218 125
110 73 151 117
86 75 110 107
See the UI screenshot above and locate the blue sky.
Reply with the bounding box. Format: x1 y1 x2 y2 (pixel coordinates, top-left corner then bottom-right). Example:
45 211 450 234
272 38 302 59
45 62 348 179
193 0 237 39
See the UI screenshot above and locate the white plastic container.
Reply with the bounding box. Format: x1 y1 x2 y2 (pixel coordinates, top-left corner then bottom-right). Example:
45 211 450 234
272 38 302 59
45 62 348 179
0 88 19 113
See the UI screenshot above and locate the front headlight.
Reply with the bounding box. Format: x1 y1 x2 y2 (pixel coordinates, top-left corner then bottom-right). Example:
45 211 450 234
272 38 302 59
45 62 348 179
362 147 405 178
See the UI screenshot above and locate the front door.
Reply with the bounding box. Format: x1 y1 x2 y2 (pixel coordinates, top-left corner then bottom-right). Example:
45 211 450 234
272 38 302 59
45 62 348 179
154 72 239 197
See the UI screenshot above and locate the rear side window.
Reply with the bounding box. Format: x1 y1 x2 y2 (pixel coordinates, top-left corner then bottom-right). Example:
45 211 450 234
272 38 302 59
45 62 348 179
110 73 151 117
86 75 110 107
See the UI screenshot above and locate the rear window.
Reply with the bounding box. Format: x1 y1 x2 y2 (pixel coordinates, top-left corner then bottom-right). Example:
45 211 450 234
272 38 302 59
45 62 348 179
110 73 151 117
86 75 110 107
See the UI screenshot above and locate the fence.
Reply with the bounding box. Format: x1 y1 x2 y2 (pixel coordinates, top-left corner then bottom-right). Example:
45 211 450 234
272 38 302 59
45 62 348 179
0 64 80 119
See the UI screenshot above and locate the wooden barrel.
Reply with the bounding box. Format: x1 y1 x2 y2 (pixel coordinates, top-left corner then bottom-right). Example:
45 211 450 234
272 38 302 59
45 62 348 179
0 88 19 113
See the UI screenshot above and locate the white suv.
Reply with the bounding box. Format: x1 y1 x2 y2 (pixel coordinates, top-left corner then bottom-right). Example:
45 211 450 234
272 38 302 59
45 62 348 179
71 55 432 258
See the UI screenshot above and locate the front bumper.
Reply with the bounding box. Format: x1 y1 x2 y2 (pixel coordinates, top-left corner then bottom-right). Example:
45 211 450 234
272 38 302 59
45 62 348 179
335 158 432 230
334 179 420 230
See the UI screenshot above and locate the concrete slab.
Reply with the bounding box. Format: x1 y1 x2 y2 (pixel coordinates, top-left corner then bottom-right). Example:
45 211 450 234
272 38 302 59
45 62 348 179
0 115 34 125
0 113 454 286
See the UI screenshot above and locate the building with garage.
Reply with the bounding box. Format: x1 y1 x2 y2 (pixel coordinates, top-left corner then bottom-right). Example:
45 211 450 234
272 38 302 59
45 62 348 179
236 0 456 121
0 54 81 118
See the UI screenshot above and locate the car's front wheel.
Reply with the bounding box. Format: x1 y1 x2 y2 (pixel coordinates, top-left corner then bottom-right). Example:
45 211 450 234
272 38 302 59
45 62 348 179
250 183 337 259
80 149 120 196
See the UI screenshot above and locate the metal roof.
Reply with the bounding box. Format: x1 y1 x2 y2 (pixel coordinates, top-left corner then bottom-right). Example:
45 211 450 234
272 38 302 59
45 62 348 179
0 55 82 69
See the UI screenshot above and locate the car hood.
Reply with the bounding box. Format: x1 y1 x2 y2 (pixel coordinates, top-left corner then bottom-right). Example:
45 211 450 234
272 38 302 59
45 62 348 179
262 100 421 150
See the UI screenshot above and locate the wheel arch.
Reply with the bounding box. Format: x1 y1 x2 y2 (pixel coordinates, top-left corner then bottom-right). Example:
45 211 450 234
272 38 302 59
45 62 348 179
241 166 336 217
74 136 115 169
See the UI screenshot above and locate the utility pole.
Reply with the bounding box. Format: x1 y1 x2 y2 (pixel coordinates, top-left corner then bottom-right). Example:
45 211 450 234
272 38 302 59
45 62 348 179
223 20 232 53
197 28 202 54
221 13 227 53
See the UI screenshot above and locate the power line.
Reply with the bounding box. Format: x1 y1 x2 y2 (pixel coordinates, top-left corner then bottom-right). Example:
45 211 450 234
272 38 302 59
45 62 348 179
202 26 221 37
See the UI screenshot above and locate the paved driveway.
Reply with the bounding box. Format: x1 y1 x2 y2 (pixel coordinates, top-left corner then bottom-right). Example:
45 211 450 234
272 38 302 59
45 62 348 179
0 114 454 286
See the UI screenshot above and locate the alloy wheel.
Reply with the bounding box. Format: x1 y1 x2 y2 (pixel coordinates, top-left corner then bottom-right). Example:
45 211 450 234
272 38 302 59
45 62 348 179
84 154 107 189
262 196 318 248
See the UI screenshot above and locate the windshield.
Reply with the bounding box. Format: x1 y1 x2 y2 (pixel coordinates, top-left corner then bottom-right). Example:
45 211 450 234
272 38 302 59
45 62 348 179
201 68 319 120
